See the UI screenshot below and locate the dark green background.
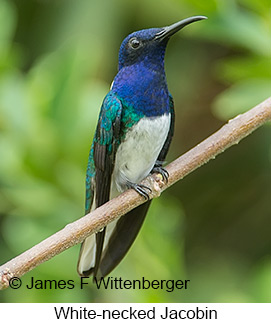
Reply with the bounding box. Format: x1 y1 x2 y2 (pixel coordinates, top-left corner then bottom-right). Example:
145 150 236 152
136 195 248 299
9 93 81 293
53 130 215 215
0 0 270 302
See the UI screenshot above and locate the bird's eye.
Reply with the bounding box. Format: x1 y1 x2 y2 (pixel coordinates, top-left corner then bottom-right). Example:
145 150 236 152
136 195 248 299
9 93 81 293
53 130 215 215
129 37 141 49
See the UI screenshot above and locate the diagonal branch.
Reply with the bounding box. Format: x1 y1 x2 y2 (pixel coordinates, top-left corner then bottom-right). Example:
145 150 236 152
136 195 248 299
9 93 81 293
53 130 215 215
1 97 271 290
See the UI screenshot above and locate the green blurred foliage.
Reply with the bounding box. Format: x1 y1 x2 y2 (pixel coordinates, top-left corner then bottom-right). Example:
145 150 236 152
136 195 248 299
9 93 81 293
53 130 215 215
0 0 270 302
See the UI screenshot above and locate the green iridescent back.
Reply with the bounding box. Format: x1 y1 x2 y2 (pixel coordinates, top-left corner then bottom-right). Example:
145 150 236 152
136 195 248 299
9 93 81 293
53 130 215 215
85 91 143 214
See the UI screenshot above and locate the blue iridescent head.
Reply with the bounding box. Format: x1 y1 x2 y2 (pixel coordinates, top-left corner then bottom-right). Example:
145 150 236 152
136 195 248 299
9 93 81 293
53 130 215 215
112 16 207 116
118 16 207 70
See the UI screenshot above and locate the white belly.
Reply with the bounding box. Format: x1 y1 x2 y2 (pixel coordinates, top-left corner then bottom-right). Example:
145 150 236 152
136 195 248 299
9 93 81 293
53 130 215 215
112 113 171 193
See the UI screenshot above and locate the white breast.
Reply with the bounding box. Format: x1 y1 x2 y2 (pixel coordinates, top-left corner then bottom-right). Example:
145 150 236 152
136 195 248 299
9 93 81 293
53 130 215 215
112 113 171 193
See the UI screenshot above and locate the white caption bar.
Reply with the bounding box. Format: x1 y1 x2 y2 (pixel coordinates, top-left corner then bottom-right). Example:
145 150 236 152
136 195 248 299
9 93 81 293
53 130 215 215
1 303 271 322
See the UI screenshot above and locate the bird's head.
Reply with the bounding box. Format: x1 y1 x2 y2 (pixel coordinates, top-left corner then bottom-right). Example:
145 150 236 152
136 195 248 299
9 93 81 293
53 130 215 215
118 16 207 70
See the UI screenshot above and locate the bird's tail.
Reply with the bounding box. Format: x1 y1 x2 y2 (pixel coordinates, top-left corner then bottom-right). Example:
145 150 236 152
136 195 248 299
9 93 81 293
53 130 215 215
77 234 96 276
77 218 118 277
77 201 151 279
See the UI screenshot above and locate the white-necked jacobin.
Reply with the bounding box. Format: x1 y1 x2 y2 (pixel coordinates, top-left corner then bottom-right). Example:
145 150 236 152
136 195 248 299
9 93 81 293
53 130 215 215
77 16 207 278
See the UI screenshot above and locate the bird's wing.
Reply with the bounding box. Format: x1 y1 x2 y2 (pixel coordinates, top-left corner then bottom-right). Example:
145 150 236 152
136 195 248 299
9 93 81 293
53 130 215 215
94 96 122 207
94 96 175 279
93 93 122 277
77 92 122 277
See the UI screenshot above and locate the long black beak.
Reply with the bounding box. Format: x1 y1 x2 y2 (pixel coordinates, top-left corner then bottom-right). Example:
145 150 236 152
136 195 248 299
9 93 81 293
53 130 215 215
155 16 207 40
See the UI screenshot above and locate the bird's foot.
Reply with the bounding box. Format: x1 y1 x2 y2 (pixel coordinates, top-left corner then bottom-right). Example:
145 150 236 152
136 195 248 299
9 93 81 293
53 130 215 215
127 181 152 200
151 166 169 183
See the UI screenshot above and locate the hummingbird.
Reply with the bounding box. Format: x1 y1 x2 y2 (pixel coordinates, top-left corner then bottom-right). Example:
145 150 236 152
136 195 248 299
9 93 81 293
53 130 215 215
77 16 207 278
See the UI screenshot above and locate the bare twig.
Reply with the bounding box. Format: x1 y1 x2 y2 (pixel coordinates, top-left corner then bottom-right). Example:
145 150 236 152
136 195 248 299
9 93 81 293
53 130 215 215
1 97 271 290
